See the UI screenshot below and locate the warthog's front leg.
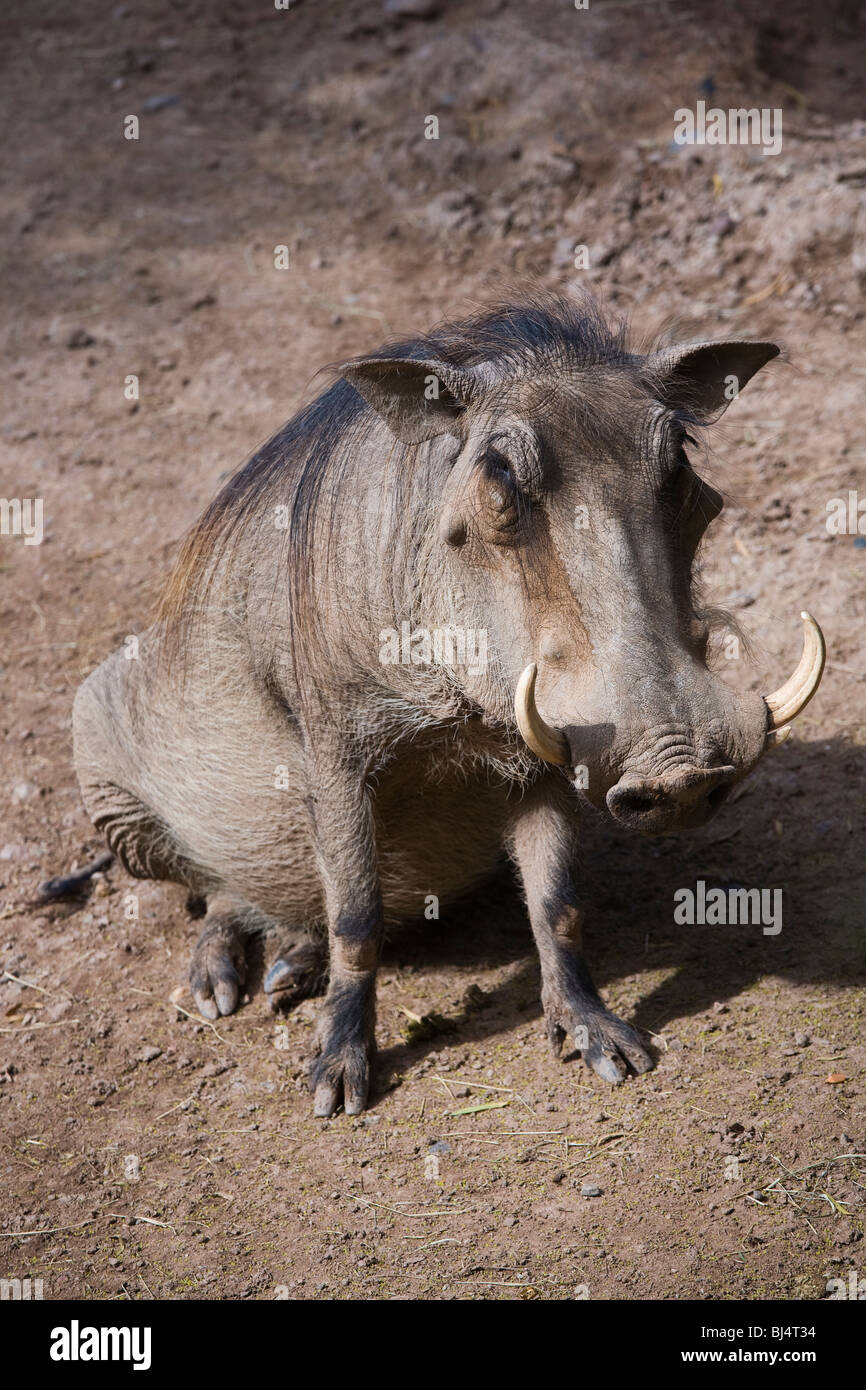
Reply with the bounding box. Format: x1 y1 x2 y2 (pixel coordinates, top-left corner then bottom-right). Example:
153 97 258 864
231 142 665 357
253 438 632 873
509 789 653 1084
305 757 381 1117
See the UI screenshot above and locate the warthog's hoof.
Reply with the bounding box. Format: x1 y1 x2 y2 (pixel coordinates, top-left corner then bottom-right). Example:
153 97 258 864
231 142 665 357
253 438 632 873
189 919 246 1021
544 993 654 1084
309 1040 374 1117
308 998 376 1117
264 940 327 1014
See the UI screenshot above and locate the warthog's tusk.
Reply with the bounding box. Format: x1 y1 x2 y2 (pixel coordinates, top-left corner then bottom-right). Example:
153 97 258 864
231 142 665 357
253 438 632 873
764 726 792 751
515 663 570 765
764 611 826 730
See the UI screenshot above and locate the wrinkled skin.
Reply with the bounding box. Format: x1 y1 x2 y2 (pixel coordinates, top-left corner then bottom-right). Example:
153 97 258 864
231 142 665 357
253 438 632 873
73 298 787 1115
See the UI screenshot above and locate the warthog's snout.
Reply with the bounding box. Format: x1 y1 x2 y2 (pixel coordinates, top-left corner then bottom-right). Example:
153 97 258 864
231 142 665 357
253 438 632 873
515 611 827 831
606 763 737 832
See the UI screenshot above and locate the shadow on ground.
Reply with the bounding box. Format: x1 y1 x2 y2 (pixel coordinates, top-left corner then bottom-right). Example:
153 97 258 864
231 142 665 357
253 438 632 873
371 735 865 1085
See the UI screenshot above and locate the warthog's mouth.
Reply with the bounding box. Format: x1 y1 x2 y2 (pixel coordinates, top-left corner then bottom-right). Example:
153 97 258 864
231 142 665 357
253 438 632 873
514 610 827 814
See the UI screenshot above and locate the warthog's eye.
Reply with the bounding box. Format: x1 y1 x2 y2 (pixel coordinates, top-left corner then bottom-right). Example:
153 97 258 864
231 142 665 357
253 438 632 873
659 459 695 505
652 415 722 548
482 446 518 503
480 445 523 540
483 445 514 480
659 426 702 511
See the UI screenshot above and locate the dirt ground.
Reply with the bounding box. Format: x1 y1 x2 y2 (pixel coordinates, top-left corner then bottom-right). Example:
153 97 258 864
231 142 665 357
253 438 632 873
1 0 864 1301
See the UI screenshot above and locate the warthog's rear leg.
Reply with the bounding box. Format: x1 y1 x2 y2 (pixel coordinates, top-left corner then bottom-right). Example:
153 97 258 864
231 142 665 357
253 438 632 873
81 779 205 888
264 935 328 1013
190 898 327 1021
189 896 250 1020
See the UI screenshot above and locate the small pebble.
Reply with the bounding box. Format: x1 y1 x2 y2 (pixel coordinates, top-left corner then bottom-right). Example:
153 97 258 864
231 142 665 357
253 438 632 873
67 328 95 349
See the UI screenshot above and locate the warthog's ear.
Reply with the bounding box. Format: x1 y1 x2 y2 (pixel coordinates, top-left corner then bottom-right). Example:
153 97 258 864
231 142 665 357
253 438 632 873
646 340 780 419
339 356 477 443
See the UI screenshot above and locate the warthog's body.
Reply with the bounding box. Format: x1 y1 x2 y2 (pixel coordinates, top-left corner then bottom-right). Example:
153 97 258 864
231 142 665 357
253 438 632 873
74 295 821 1114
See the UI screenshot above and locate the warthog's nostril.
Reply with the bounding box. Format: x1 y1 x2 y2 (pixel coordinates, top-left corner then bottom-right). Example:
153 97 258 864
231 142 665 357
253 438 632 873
607 765 737 830
706 782 732 811
614 789 659 818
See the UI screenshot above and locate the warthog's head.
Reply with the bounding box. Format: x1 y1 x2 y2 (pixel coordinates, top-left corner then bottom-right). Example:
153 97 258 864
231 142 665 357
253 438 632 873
342 297 825 832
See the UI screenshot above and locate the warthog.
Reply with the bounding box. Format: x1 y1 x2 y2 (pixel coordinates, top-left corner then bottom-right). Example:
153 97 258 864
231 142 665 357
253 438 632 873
73 294 825 1115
